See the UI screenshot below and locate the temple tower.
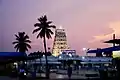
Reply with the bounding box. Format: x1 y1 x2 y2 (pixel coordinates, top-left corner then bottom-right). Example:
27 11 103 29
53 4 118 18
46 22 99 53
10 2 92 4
52 26 69 56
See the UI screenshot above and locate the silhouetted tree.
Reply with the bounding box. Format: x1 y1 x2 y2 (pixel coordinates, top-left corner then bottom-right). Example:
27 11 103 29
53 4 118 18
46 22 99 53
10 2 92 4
33 15 56 78
12 32 31 74
13 32 31 53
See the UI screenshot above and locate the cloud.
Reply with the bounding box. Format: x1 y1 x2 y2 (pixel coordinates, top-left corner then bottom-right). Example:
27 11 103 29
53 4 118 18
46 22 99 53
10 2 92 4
89 21 120 44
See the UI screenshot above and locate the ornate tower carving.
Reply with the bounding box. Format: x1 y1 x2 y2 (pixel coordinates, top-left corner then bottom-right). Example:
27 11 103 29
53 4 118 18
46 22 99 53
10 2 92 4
52 27 69 56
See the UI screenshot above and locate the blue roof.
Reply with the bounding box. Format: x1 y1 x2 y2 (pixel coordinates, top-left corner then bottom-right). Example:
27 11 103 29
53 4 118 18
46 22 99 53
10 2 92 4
87 49 102 53
0 52 27 57
87 46 120 53
102 46 120 52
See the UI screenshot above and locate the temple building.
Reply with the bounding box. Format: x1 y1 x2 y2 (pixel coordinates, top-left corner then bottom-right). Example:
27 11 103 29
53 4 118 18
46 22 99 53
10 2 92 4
52 26 69 56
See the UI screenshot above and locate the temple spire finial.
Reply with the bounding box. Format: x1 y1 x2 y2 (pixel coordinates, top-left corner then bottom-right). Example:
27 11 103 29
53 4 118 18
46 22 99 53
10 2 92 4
59 25 63 29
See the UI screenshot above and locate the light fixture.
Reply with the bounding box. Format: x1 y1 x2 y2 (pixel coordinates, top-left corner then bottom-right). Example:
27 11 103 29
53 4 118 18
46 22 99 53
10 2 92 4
43 55 45 57
14 62 17 66
69 54 72 57
60 52 62 54
24 72 27 75
82 48 86 51
82 56 85 59
59 56 62 59
25 61 27 64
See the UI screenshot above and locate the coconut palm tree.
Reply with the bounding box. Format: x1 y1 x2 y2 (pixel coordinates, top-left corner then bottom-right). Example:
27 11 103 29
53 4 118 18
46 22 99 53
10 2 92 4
33 15 56 78
13 32 31 53
12 32 31 75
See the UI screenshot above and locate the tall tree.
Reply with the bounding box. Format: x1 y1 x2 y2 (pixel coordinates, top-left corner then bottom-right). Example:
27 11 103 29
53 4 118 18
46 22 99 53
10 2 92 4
33 15 56 78
13 32 31 53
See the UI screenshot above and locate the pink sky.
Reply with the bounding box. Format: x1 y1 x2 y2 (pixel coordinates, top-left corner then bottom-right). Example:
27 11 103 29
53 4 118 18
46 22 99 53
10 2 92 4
1 0 120 55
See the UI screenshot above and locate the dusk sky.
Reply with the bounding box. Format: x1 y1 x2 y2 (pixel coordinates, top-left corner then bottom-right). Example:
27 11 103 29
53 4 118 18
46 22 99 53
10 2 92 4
1 0 120 55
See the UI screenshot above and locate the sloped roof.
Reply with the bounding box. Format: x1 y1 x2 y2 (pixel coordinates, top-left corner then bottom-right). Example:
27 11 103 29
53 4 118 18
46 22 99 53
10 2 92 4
87 46 120 53
0 52 27 57
104 39 120 44
0 52 27 63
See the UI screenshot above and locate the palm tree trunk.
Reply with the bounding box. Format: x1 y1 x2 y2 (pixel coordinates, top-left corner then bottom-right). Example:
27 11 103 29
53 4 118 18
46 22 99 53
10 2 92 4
43 36 49 79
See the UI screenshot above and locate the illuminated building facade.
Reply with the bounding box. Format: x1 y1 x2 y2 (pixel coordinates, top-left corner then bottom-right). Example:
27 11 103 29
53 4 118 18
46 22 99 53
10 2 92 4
52 27 69 56
61 50 76 55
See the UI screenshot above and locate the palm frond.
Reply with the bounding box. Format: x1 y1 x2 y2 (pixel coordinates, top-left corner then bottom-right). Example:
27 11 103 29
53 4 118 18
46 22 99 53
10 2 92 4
25 40 31 43
48 25 56 28
14 44 19 49
16 47 19 52
38 18 41 22
38 15 47 23
12 41 18 44
34 23 41 27
47 21 52 24
46 29 54 34
33 27 41 34
36 34 40 39
24 35 29 40
26 43 31 49
46 30 52 39
43 15 47 22
18 32 25 39
15 34 19 40
38 18 43 22
25 48 28 51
